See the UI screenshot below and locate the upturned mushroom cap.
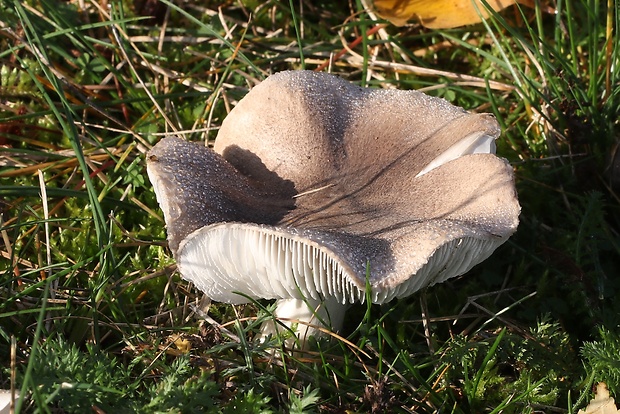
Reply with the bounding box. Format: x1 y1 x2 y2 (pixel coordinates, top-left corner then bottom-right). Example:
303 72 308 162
147 70 520 307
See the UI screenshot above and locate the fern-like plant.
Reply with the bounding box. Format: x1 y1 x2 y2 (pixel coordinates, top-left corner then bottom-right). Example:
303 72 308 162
581 328 620 397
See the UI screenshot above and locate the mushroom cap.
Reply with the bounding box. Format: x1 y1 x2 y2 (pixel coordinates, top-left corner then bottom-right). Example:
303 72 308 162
147 70 520 305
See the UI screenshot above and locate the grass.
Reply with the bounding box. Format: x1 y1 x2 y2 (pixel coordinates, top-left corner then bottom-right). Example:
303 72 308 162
0 0 619 412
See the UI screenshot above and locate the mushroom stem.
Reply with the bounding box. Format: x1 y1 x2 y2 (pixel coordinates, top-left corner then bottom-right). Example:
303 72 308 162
259 297 346 349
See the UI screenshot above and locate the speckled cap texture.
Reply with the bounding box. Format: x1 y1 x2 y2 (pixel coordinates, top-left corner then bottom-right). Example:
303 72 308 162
147 70 520 305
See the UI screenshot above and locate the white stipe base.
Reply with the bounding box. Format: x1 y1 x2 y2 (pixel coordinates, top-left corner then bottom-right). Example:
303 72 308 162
258 297 347 349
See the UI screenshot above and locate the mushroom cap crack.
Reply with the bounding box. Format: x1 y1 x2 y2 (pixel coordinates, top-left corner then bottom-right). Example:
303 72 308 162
147 70 520 306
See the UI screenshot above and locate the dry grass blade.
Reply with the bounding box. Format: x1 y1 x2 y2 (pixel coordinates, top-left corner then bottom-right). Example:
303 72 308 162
344 57 515 91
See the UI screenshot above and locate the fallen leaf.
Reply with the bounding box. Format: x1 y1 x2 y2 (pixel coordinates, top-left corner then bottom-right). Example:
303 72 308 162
372 0 518 28
579 383 620 414
173 335 192 354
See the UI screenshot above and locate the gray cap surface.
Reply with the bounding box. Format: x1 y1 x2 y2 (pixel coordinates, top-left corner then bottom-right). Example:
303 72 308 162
147 70 520 305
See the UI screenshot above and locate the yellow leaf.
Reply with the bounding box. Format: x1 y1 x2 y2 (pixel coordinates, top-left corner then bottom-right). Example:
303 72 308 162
174 337 192 354
372 0 518 28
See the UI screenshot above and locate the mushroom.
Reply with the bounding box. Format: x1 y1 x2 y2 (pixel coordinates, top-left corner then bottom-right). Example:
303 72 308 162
147 70 520 348
0 390 17 414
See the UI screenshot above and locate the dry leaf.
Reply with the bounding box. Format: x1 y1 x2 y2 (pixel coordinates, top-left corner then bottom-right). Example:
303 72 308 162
579 383 620 414
372 0 518 28
173 336 192 354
